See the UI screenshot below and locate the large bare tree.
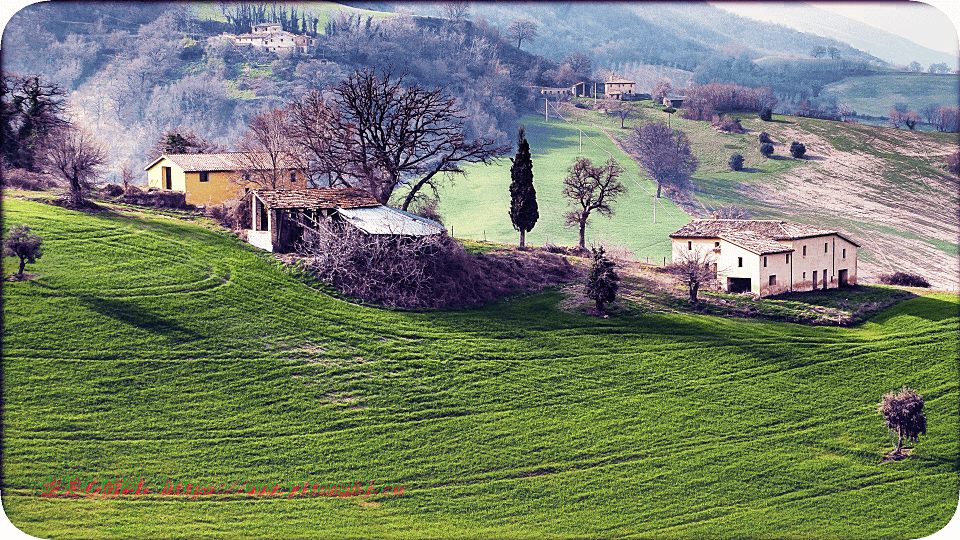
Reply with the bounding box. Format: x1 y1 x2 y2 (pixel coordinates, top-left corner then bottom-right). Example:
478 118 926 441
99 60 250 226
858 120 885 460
45 125 107 206
627 122 698 199
234 107 302 189
506 19 538 49
286 91 353 188
318 68 509 208
562 157 625 250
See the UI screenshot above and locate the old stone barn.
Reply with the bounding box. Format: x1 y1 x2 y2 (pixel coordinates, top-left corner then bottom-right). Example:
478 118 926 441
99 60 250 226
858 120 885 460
245 188 445 253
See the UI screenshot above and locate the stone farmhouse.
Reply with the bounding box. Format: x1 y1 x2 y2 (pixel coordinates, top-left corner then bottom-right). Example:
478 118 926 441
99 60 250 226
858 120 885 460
214 23 317 53
670 219 860 297
602 75 636 100
570 76 637 100
246 188 445 253
144 153 304 206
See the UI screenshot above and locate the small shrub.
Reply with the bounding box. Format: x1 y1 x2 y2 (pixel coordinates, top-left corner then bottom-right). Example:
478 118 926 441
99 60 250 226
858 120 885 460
728 154 744 171
102 184 124 197
205 198 250 230
574 102 588 109
878 386 926 456
758 131 772 143
760 142 774 158
662 107 676 114
879 271 930 288
1 168 56 191
759 107 772 121
714 115 744 133
3 224 43 279
789 141 806 158
947 150 959 177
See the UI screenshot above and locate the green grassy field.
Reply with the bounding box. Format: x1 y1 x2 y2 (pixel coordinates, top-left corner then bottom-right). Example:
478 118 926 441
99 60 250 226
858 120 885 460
430 112 690 263
2 197 957 539
821 73 959 120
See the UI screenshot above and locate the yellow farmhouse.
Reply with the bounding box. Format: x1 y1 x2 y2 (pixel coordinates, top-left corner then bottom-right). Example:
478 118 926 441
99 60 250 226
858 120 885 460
144 153 305 206
670 219 860 297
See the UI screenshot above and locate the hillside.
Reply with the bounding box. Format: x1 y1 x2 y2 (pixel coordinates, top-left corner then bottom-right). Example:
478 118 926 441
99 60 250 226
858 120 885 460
820 73 960 120
2 196 958 538
445 101 959 291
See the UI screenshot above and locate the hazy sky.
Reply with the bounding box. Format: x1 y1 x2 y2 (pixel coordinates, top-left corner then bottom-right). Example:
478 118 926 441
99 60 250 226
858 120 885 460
715 1 959 55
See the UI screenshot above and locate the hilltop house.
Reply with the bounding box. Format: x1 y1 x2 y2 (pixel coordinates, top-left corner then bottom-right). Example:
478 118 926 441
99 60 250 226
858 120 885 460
246 188 445 253
144 153 305 206
213 23 317 53
669 219 860 297
602 75 636 100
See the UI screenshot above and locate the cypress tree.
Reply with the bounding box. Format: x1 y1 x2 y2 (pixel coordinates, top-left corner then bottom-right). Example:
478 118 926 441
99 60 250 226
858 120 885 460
509 126 538 247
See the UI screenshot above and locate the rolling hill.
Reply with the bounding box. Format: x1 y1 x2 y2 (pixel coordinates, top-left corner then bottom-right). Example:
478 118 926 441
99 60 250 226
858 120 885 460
2 196 957 538
440 101 959 291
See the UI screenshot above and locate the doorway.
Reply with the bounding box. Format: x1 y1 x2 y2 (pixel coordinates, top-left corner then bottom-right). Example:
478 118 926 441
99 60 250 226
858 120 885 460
728 277 751 293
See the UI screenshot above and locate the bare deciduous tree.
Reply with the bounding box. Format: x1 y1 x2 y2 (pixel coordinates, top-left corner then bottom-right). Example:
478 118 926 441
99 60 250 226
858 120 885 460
3 224 43 279
652 79 672 103
562 157 626 250
45 126 108 206
286 91 352 188
667 247 716 304
628 122 698 199
506 19 538 49
321 68 509 208
440 1 471 21
234 107 301 189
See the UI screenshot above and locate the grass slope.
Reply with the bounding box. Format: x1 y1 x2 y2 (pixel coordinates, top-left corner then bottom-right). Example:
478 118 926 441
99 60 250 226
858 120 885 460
2 197 958 539
449 101 958 290
821 73 960 121
430 113 689 262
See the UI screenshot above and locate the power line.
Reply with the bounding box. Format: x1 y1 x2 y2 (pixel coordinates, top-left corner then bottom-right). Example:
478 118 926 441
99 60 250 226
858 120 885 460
545 99 684 224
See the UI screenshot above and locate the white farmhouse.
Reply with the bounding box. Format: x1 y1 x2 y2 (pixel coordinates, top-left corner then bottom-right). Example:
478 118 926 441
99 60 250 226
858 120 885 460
669 219 860 297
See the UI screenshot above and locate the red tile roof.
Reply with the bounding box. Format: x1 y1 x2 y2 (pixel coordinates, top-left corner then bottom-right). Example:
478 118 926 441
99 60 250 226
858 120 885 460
145 153 301 172
671 219 858 243
251 188 380 210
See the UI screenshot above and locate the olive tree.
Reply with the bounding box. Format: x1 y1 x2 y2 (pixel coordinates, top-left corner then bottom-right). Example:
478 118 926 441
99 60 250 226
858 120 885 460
3 225 43 279
877 386 926 457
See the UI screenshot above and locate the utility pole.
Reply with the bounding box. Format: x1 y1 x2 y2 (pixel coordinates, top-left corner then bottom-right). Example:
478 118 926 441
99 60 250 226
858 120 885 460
545 98 548 122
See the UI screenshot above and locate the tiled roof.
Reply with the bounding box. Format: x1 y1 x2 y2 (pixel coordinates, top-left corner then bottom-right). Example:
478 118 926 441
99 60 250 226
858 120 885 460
145 153 300 172
252 188 380 210
670 219 860 248
606 76 634 84
720 231 793 255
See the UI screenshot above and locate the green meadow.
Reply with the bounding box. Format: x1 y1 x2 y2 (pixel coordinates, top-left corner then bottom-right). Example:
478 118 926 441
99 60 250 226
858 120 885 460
431 113 690 263
821 73 960 120
2 197 958 539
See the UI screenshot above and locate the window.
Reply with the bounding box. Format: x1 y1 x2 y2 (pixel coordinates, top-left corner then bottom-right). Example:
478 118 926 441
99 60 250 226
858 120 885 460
803 272 806 280
842 248 846 259
769 275 777 286
290 171 297 183
715 241 720 248
786 253 790 264
688 241 692 250
199 171 209 183
763 256 767 267
802 245 807 256
825 242 829 253
738 257 743 268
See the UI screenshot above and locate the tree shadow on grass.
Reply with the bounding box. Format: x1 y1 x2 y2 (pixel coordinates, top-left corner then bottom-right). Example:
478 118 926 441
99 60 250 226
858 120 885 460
76 295 201 343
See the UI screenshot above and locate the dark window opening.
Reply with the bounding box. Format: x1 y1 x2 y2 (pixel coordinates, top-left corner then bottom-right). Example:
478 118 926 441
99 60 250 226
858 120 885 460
769 275 777 286
738 257 743 267
290 171 297 183
803 245 807 256
842 248 846 258
688 241 692 250
825 242 829 253
763 256 767 267
199 171 209 182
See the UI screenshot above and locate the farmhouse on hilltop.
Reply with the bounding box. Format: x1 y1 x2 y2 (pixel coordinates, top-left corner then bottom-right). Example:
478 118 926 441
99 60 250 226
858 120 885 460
246 188 445 253
212 22 317 53
670 219 860 297
144 153 304 206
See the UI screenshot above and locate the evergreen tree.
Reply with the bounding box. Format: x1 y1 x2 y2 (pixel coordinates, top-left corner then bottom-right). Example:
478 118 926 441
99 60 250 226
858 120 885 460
585 247 619 315
509 126 538 247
